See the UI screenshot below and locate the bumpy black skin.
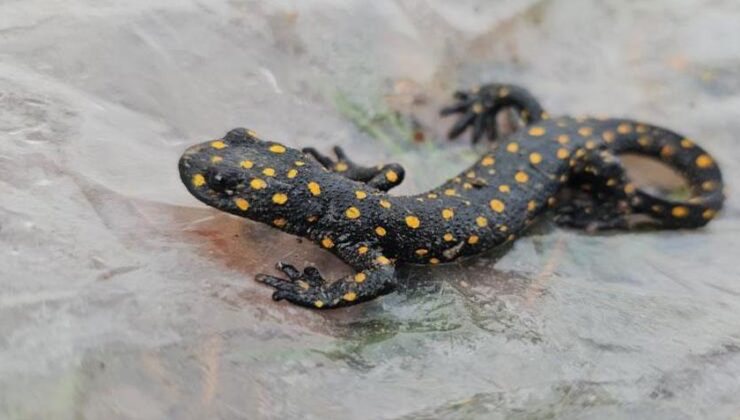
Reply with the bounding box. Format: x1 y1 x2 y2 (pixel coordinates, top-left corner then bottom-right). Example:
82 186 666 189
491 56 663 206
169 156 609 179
179 83 725 310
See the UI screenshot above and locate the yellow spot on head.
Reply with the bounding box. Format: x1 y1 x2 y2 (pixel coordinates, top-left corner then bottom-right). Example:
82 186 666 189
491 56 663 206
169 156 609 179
262 168 276 177
210 156 223 163
681 139 695 148
444 189 456 197
314 300 324 308
476 216 488 227
442 208 454 220
379 199 391 209
585 140 597 150
499 225 508 232
375 226 387 236
385 170 399 183
529 127 546 136
250 178 267 190
345 207 361 219
578 127 593 137
529 152 543 165
268 144 286 154
335 162 349 172
490 199 505 213
557 148 570 159
557 134 570 144
602 131 616 143
240 160 254 169
211 140 227 149
429 258 440 265
702 209 716 220
405 215 421 229
506 142 519 153
499 185 510 193
617 123 632 134
515 171 530 183
354 272 366 283
415 249 428 256
672 206 689 218
234 198 249 211
443 233 455 242
308 181 321 196
467 235 479 245
376 256 391 265
702 181 717 191
273 218 287 227
527 200 537 211
295 161 305 166
355 191 367 199
272 193 288 205
427 193 438 199
358 246 368 255
192 174 206 187
481 156 495 166
287 169 298 178
343 292 357 302
696 154 714 168
321 237 334 248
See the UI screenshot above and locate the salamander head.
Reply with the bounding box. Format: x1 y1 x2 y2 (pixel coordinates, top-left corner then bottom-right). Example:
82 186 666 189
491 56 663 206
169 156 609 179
179 128 325 230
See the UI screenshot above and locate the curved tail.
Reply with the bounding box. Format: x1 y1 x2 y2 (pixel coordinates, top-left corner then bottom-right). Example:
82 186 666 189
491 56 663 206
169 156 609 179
605 119 725 228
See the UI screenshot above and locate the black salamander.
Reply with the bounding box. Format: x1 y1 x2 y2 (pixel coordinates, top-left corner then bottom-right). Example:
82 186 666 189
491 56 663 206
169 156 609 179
179 83 725 309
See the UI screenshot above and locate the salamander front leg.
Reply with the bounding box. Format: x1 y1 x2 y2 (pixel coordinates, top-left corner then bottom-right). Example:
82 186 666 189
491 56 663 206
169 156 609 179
303 146 405 191
255 251 397 309
441 83 547 144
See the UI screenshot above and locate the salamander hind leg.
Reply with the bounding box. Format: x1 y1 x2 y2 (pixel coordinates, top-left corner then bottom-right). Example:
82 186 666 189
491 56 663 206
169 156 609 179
441 83 548 144
303 146 405 191
255 248 398 309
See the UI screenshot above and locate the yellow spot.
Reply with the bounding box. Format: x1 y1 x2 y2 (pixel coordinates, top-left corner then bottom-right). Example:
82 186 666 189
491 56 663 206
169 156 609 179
443 233 455 242
268 144 286 154
578 127 593 137
557 148 570 159
273 218 287 227
427 193 438 199
476 216 488 227
358 246 368 255
287 169 298 178
321 237 334 248
481 156 495 166
192 174 206 187
415 249 429 256
499 185 511 193
463 183 473 190
702 181 717 191
498 87 510 97
660 146 675 158
444 188 456 196
354 272 366 283
624 183 636 194
557 134 570 144
515 171 530 183
314 300 324 308
250 178 267 190
672 206 689 218
211 140 227 149
335 162 349 172
467 235 479 245
638 136 651 147
429 258 440 265
355 191 367 199
343 292 357 302
307 215 318 223
272 193 288 205
490 199 505 213
527 200 537 211
240 160 254 169
696 154 714 168
548 197 557 206
506 142 519 153
529 127 546 136
529 152 543 165
375 226 387 236
681 139 695 148
295 161 305 166
617 123 632 134
234 198 249 211
499 225 509 232
376 256 391 265
246 129 257 137
262 168 276 177
210 156 223 163
602 131 616 143
379 199 392 209
472 102 484 113
405 216 421 229
308 181 321 196
585 140 597 150
346 207 361 219
386 170 399 183
702 209 716 220
442 208 454 220
466 171 476 179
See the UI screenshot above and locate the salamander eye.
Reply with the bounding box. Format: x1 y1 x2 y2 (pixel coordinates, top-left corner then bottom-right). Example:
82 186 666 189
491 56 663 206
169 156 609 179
206 168 240 193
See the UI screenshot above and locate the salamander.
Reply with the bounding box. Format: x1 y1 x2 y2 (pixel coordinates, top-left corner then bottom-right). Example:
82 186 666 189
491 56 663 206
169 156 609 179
178 83 725 309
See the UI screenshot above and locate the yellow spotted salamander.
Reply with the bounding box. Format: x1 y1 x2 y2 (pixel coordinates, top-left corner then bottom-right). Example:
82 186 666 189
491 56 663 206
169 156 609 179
179 83 724 309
